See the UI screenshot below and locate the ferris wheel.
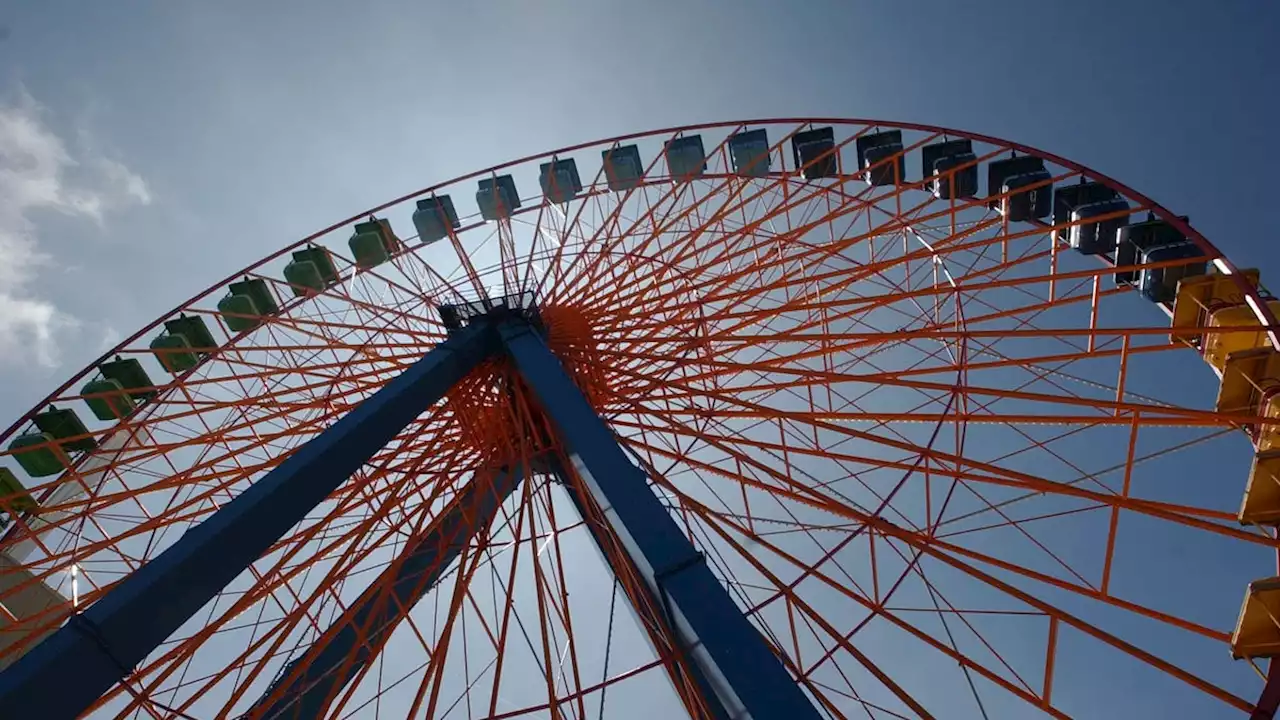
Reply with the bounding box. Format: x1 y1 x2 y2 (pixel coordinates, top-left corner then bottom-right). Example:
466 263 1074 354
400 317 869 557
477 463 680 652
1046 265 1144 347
0 118 1278 719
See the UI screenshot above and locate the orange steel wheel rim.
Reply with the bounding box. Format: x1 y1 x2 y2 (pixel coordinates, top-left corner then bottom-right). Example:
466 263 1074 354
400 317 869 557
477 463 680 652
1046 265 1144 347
0 119 1274 718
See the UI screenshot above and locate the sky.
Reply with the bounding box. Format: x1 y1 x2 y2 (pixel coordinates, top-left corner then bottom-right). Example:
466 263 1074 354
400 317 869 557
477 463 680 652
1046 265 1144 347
0 0 1277 414
0 1 1278 717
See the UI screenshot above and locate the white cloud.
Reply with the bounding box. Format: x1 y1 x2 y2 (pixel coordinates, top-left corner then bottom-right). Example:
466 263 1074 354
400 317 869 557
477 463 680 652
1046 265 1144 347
0 88 151 368
96 325 122 354
96 157 152 207
0 297 72 369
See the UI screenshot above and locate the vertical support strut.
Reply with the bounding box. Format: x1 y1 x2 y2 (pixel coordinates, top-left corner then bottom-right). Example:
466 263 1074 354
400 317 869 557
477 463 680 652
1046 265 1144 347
499 320 822 720
0 323 497 720
250 465 523 719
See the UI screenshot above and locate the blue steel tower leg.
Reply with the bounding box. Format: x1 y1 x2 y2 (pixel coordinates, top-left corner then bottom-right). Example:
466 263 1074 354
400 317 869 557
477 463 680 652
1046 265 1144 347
549 460 731 720
249 465 523 719
499 320 823 720
0 323 498 720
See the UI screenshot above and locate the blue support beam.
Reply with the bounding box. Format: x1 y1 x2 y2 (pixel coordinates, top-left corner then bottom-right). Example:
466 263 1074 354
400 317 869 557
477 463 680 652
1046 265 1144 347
0 323 497 720
251 465 522 719
549 461 731 720
499 321 822 720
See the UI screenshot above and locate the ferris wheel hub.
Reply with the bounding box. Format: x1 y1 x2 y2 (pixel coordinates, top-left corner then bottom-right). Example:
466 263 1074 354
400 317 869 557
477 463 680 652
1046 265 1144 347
437 290 543 334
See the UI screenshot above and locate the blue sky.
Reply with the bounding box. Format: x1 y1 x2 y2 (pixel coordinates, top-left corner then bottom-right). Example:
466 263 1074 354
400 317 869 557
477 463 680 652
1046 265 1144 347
1 0 1276 415
0 1 1278 717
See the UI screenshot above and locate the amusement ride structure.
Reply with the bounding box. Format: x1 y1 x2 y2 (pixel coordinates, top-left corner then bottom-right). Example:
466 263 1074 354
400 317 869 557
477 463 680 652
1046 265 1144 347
0 119 1278 718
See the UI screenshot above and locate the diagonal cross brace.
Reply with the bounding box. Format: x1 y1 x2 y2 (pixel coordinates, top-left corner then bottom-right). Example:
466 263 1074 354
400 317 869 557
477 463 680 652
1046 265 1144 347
0 323 499 720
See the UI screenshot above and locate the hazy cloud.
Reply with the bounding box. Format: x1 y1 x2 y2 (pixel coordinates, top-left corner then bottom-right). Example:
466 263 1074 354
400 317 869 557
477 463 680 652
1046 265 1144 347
0 88 151 368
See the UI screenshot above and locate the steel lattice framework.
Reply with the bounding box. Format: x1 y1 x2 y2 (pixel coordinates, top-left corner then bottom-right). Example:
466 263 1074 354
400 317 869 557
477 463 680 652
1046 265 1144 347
0 119 1277 719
